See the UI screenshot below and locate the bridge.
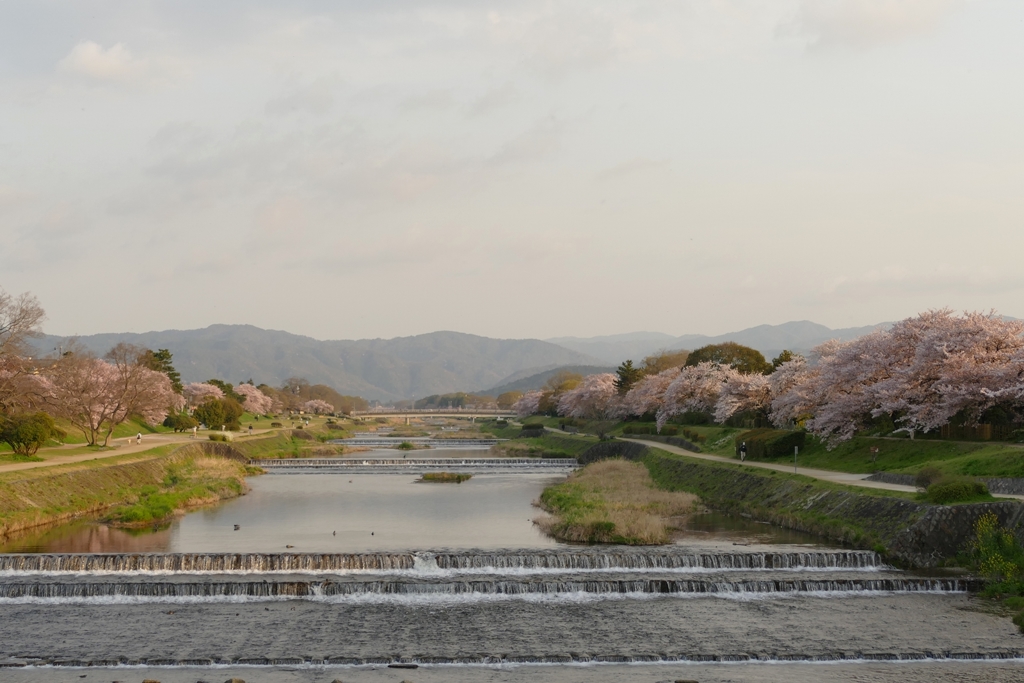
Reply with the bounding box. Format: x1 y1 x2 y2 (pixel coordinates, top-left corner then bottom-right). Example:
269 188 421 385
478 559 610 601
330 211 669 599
349 409 515 420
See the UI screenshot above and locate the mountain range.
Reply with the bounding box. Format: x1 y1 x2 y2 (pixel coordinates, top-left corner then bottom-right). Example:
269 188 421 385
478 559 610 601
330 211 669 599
547 320 887 365
32 320 887 402
32 326 599 402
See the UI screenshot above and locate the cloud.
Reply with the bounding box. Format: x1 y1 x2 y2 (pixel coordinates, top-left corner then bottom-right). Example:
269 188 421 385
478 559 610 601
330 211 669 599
466 82 519 117
265 75 342 116
399 90 456 113
792 0 962 49
489 117 565 165
594 157 671 183
57 41 149 81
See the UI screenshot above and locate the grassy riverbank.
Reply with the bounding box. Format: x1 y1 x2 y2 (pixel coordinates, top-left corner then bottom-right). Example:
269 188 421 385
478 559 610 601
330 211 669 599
537 459 700 544
0 443 255 538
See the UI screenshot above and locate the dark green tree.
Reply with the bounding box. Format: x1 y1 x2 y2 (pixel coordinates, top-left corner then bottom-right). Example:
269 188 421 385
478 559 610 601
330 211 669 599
207 379 242 402
0 412 66 456
614 360 644 395
140 348 182 393
685 342 771 375
770 349 800 372
193 399 226 430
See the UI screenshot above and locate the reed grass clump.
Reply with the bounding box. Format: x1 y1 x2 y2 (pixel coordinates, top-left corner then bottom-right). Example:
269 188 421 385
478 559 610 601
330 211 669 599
537 459 700 545
420 472 472 483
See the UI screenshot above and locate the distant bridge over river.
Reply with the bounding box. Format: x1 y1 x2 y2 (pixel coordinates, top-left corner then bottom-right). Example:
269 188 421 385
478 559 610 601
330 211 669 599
349 409 515 420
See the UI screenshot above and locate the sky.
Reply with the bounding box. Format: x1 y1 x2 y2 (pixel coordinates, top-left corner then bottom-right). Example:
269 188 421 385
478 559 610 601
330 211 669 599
2 0 1023 341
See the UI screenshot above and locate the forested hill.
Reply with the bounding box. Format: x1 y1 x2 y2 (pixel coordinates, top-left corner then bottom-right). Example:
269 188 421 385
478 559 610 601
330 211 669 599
548 321 888 364
31 326 599 402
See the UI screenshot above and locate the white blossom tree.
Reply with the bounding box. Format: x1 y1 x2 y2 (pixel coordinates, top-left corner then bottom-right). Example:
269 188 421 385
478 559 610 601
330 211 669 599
301 399 334 414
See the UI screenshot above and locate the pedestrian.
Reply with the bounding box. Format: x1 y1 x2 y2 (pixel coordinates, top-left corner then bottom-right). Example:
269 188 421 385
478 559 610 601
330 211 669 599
192 425 197 439
136 432 142 444
739 441 747 462
248 424 253 435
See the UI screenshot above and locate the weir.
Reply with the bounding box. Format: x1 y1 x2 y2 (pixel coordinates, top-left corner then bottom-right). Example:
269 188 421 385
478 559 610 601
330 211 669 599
0 576 977 600
254 457 578 472
0 549 883 573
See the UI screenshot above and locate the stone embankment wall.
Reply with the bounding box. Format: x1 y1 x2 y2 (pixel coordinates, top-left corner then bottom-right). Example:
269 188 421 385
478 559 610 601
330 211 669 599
867 471 1024 496
588 442 1024 567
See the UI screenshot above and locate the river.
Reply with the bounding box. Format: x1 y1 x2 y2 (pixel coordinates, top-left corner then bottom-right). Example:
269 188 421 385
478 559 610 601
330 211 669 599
0 447 1019 681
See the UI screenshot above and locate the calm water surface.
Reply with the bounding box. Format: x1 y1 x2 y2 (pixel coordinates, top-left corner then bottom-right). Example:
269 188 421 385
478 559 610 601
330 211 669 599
0 448 827 553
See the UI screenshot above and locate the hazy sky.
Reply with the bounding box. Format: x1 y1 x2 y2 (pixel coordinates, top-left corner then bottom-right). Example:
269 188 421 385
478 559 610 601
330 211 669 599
2 0 1022 341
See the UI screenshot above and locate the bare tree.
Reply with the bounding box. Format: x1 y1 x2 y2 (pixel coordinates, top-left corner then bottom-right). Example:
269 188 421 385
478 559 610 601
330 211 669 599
0 288 47 413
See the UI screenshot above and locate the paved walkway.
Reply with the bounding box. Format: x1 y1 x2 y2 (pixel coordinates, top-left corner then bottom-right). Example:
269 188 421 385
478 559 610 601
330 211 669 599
0 429 277 475
619 437 1024 501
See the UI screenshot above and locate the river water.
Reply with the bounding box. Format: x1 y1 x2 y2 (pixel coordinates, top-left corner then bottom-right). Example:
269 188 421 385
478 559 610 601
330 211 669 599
0 448 1020 681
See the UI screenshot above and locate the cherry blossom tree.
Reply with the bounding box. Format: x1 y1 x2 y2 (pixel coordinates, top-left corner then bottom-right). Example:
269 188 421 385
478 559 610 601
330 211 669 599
235 383 274 415
556 373 618 419
656 362 740 431
301 399 334 414
513 391 543 417
45 345 180 446
713 371 772 424
619 368 680 418
871 310 1024 434
183 382 225 407
767 355 816 427
774 310 1024 447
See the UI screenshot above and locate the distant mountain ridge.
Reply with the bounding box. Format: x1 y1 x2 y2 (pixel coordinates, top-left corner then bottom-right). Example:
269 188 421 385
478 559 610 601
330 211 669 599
30 319 891 403
31 325 600 402
547 320 888 364
484 365 617 397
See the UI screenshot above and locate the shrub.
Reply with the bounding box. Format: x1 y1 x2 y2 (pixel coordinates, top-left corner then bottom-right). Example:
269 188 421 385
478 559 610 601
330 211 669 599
397 441 415 450
163 412 198 433
0 412 66 456
926 478 989 505
915 466 944 490
735 428 805 460
270 422 283 428
208 433 230 442
420 472 472 483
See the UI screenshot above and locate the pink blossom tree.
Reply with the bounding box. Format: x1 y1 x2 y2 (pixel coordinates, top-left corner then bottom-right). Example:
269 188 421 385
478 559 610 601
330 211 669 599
46 344 180 446
513 391 543 417
775 310 1024 447
656 362 740 431
556 373 618 419
183 382 224 407
235 383 274 415
301 399 334 415
620 368 680 418
713 371 771 424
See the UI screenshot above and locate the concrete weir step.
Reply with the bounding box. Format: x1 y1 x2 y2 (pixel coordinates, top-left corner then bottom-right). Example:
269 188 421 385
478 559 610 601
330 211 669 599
253 457 579 471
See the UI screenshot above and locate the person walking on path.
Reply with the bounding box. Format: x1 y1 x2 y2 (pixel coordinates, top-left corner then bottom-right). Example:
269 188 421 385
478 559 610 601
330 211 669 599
192 425 198 439
136 432 142 444
739 441 747 462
